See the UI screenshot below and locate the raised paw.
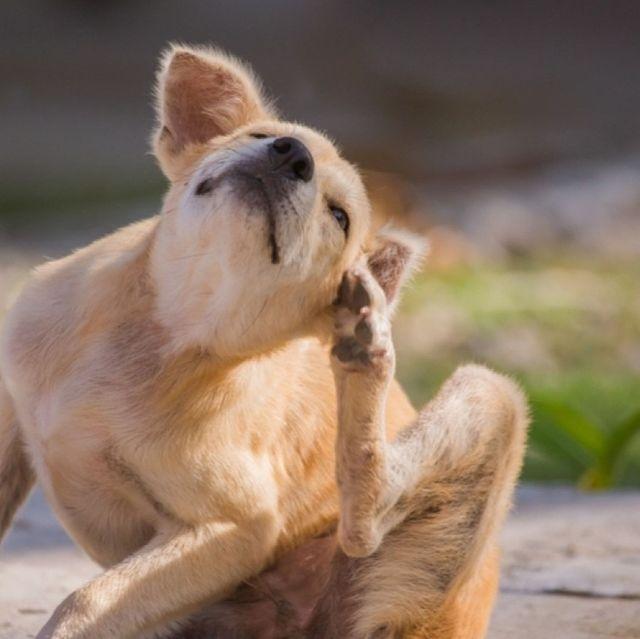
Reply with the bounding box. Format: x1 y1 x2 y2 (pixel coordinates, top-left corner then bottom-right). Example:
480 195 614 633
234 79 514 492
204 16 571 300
331 266 393 371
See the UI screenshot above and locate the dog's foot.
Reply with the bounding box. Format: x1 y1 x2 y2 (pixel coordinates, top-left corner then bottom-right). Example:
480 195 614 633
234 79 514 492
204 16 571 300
331 266 393 372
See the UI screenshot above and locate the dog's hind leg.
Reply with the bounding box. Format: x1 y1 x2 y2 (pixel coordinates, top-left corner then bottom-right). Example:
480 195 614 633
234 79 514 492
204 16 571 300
308 267 528 639
169 251 528 639
0 376 35 542
168 363 527 639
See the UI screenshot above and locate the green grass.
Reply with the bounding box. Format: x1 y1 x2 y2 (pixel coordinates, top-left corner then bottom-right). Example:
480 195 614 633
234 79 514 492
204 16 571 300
394 259 640 488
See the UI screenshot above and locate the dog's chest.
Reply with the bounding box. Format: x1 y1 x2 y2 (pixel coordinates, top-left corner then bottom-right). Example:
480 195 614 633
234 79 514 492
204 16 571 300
20 334 339 564
25 383 284 561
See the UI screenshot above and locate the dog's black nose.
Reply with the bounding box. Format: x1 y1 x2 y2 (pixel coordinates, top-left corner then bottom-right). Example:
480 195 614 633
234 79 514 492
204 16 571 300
269 137 314 182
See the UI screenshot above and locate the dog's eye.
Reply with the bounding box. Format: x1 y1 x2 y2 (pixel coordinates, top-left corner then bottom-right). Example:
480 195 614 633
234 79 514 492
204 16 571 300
330 205 349 235
195 178 214 196
250 133 269 139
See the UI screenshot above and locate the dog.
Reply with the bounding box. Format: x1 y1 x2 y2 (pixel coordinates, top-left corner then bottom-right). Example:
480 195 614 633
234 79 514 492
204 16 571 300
0 44 528 638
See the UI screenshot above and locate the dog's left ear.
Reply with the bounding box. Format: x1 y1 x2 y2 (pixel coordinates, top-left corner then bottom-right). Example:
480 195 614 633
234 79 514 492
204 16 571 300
366 227 427 313
153 44 275 180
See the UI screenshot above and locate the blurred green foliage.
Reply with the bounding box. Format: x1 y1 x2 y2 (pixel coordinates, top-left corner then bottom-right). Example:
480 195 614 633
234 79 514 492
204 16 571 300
394 260 640 488
532 398 640 489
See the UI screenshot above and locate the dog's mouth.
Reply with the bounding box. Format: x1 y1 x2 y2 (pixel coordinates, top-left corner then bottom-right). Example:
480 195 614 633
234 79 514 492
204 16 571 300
196 144 314 266
230 171 284 264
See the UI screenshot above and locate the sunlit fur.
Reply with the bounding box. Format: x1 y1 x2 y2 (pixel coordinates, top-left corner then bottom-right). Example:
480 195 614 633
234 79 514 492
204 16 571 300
0 44 527 639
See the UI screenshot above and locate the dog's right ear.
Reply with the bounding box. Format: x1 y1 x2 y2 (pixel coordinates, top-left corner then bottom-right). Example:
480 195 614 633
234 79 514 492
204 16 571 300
153 44 275 180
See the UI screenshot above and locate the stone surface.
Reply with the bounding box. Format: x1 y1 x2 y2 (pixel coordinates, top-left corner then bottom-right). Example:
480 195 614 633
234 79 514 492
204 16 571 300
491 487 640 638
0 487 639 638
491 593 640 639
0 490 99 639
500 487 640 599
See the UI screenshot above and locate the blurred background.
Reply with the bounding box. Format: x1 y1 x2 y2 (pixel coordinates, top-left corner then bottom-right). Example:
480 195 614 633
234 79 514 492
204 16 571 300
1 0 639 488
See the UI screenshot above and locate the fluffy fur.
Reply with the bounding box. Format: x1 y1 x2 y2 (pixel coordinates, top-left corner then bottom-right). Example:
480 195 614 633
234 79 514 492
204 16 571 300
0 44 527 639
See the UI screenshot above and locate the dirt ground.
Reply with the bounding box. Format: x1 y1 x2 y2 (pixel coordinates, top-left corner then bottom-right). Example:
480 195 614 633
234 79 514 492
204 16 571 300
1 486 639 638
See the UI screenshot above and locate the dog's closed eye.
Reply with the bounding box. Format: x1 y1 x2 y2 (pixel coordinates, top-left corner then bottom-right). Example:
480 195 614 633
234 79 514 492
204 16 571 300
195 178 215 196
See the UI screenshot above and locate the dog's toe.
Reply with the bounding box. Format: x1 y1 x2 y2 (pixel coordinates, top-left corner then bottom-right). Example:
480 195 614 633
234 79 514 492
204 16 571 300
354 314 373 345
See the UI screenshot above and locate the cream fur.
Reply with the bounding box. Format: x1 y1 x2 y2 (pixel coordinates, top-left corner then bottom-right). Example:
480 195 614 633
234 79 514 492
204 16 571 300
0 44 527 639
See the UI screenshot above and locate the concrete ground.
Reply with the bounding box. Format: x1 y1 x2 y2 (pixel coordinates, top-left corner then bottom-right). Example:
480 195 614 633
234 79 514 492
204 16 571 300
1 487 639 638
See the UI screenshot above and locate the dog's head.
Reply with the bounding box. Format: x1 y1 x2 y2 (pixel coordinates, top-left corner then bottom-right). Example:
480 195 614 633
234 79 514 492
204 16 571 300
150 45 423 357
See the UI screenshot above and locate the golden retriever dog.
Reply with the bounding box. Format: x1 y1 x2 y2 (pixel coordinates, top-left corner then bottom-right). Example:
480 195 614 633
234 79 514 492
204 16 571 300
0 45 528 638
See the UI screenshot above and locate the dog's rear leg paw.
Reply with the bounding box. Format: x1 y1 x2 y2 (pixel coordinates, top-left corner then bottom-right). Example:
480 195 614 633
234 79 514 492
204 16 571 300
331 267 393 373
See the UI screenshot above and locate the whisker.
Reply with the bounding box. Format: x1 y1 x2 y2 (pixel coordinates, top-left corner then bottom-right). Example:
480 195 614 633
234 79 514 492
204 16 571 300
239 295 270 337
168 251 219 262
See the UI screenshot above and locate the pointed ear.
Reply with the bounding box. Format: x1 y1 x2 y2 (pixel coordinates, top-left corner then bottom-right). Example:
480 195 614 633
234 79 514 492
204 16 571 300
153 44 275 180
367 227 427 312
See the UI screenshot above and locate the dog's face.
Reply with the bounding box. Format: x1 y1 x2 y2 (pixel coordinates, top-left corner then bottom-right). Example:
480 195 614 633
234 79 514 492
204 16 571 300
150 46 420 357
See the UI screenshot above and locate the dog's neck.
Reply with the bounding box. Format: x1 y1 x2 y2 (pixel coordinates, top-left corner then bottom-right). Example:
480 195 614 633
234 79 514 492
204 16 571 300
100 212 331 400
146 213 334 361
121 327 324 446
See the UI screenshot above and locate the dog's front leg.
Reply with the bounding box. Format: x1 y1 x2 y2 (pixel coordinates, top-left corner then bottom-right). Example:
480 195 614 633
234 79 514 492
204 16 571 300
36 515 279 639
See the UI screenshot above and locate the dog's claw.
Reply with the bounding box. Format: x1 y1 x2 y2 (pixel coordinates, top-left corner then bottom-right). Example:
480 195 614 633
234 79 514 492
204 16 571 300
335 275 350 306
351 279 371 313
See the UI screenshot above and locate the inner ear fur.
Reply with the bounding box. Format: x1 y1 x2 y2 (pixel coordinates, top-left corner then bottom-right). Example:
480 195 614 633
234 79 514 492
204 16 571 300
366 227 427 310
153 44 275 180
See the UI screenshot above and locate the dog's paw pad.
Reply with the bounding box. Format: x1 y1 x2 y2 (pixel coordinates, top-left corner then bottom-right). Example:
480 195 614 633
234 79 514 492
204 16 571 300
354 314 373 345
332 268 392 370
332 337 360 363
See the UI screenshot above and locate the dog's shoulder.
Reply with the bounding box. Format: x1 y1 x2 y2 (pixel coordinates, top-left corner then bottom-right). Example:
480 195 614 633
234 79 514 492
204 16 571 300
0 217 159 390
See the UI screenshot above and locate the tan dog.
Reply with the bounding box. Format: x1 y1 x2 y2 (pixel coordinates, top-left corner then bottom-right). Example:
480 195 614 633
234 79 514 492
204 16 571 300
0 45 528 639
